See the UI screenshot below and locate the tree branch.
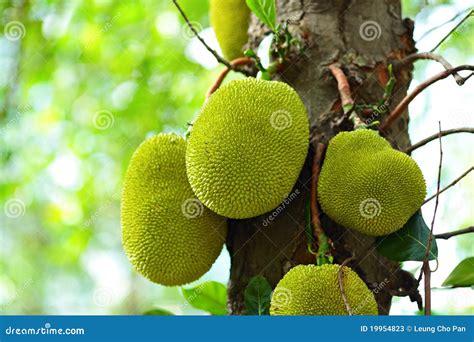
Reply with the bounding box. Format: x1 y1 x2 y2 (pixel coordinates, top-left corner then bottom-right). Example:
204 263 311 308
172 0 249 75
395 52 464 85
380 65 474 131
405 128 474 154
206 57 253 98
338 257 355 315
422 122 443 316
435 226 474 240
423 166 473 204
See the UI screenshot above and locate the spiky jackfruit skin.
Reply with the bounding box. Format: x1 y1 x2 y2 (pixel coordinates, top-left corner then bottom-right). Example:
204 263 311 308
318 129 426 236
270 264 379 315
210 0 250 61
186 78 310 219
121 133 227 286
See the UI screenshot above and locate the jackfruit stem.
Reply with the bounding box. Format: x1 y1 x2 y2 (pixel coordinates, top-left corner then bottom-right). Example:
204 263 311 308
337 257 356 315
206 57 254 99
172 0 250 76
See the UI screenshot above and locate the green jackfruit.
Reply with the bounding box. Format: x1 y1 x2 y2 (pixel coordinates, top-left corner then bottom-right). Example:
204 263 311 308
186 78 309 219
318 129 426 236
270 264 379 315
121 133 227 286
210 0 250 61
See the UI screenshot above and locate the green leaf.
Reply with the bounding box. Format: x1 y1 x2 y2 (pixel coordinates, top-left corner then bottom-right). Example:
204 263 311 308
376 211 438 262
442 257 474 287
246 0 277 31
143 308 174 316
181 281 227 315
244 276 272 315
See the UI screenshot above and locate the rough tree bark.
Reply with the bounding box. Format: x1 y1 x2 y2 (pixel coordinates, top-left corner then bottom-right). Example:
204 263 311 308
227 0 420 315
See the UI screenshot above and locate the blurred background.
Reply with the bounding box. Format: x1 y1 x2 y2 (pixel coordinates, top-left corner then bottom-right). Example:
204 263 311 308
0 0 472 315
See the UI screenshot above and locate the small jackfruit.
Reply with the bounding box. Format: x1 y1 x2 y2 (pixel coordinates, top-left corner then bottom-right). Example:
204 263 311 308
318 129 426 236
121 133 227 286
186 78 309 219
270 264 379 315
210 0 250 61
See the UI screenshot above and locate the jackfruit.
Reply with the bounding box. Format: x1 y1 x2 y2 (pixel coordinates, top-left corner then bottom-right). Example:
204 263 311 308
121 133 227 286
210 0 250 61
270 264 379 315
318 129 426 236
186 78 310 219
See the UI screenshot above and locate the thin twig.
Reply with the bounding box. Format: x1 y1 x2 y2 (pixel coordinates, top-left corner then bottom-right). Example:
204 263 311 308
431 9 473 52
172 0 249 75
418 8 472 42
328 64 354 113
206 57 253 98
395 52 464 85
435 226 474 240
423 122 443 316
422 263 431 315
310 143 326 242
380 65 474 131
423 166 474 204
405 128 474 154
338 257 355 315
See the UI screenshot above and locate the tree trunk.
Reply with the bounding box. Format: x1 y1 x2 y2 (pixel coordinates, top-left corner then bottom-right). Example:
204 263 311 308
227 0 420 315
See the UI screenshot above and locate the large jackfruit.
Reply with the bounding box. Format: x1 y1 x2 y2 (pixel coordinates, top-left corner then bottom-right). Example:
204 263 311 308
318 129 426 236
186 78 310 219
270 264 379 315
210 0 250 61
121 133 227 286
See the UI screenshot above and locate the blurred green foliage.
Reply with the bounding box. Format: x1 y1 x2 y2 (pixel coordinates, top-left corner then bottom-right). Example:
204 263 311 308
0 0 219 314
0 0 472 315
